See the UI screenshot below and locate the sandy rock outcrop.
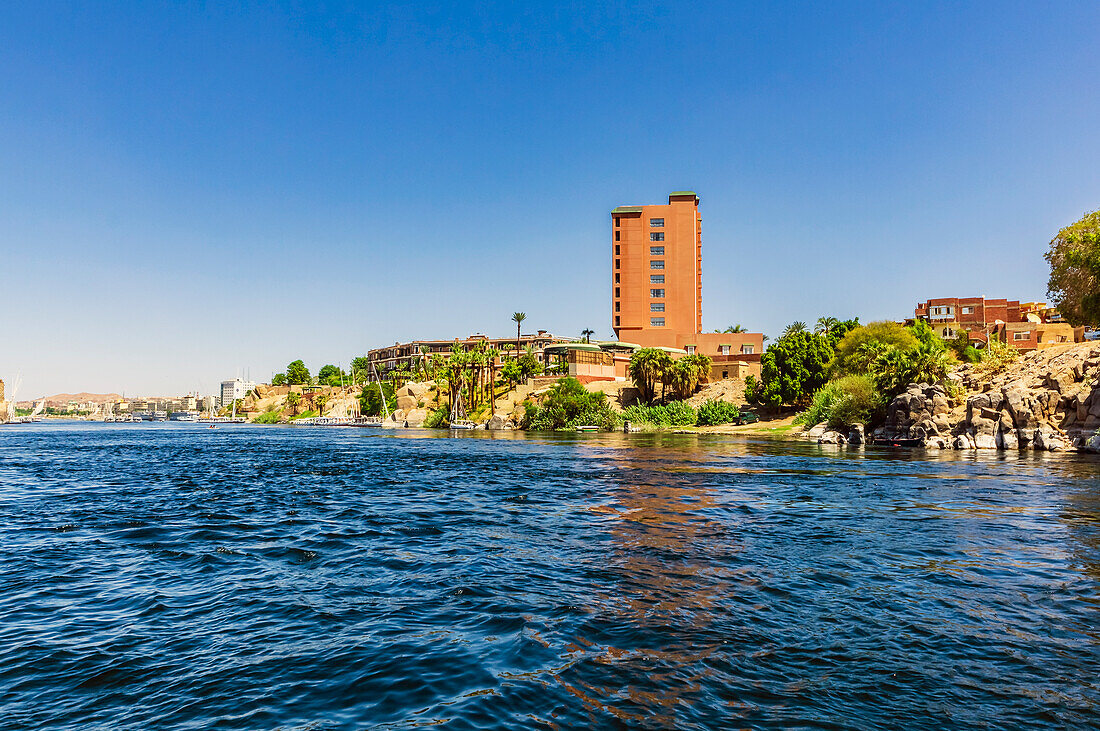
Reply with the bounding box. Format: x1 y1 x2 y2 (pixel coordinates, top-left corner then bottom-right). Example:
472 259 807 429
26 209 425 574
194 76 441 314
871 343 1100 452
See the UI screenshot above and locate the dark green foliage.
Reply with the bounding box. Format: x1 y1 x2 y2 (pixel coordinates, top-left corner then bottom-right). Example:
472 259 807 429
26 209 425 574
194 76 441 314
360 382 396 416
317 364 345 386
1046 209 1100 326
350 357 371 383
422 406 448 429
522 377 620 431
696 399 739 426
620 401 697 427
271 373 287 386
832 322 918 376
867 342 954 400
254 410 281 424
629 348 674 404
960 345 981 363
797 375 877 428
748 330 834 408
286 360 311 385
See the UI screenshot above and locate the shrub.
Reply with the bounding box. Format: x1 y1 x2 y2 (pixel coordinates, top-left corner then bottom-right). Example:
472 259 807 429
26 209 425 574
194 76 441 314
522 377 621 431
621 401 697 427
254 409 281 424
696 399 739 426
423 406 448 429
959 345 982 363
975 338 1019 376
797 375 877 429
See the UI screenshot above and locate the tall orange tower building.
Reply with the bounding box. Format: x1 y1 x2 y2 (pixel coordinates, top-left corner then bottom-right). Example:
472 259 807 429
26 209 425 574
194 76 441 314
612 192 701 347
611 191 763 363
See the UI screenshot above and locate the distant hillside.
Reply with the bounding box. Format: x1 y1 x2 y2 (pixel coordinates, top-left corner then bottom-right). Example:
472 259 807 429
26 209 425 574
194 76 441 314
41 392 122 404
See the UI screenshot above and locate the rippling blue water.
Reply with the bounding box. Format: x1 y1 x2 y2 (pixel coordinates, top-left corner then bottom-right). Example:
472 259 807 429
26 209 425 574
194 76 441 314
2 422 1099 729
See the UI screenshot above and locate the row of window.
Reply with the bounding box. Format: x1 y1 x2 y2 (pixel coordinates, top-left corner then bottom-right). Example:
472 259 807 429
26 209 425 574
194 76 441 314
929 305 976 316
613 259 665 270
613 246 664 256
613 217 664 228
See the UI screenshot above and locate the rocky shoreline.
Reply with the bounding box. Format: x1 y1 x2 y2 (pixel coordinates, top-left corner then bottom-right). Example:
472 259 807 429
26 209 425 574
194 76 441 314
804 342 1100 453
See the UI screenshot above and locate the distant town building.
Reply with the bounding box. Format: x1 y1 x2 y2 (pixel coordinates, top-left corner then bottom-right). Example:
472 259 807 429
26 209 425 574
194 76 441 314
611 191 762 374
221 378 257 407
367 332 570 375
914 297 1079 351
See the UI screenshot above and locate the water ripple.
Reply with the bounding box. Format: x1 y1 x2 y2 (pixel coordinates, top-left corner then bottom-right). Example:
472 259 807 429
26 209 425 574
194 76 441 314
1 423 1099 729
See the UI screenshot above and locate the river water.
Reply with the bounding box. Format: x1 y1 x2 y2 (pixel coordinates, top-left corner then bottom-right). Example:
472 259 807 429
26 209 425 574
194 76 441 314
1 423 1098 729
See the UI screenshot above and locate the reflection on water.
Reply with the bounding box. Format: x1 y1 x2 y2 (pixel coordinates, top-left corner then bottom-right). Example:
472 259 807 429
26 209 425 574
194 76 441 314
0 423 1098 729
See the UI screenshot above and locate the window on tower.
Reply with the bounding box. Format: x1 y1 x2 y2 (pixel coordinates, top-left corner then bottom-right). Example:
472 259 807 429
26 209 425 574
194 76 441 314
650 275 664 284
650 317 665 327
650 303 664 312
650 260 664 269
650 246 664 256
650 218 664 227
650 289 665 298
650 232 664 241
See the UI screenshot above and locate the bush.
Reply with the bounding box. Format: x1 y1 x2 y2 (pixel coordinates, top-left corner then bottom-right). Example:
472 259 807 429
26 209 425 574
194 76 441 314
522 377 621 431
696 399 739 426
975 338 1019 376
797 375 877 429
254 409 281 424
959 345 982 363
423 406 448 429
621 401 697 427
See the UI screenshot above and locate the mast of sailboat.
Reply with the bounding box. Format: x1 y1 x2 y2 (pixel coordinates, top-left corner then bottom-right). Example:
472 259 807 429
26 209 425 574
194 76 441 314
371 363 389 421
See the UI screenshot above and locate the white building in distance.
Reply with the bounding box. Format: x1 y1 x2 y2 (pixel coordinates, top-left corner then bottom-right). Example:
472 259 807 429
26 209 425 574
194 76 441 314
220 378 256 408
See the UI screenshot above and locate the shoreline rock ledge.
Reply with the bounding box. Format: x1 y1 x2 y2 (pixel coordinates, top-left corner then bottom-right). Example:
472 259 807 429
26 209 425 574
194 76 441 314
864 343 1100 452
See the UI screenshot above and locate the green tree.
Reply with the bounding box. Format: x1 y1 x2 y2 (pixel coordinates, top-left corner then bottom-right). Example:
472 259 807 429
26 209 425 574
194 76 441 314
815 316 839 336
747 331 833 408
350 356 370 384
714 324 746 333
271 373 287 386
511 312 526 352
629 348 674 404
581 328 595 343
360 382 396 416
907 319 948 351
782 321 808 338
1046 209 1100 325
501 358 523 387
832 322 918 376
285 391 301 415
517 346 543 380
867 342 953 400
286 360 311 385
317 364 345 386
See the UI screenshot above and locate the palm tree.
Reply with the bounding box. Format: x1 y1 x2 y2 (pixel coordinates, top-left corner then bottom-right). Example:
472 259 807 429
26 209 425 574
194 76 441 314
782 321 808 338
815 317 839 336
487 347 499 416
511 312 526 354
581 328 595 343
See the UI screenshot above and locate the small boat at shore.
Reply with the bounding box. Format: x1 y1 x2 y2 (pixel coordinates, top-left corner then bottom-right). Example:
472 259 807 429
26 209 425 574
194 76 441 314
449 392 476 430
575 425 599 432
868 437 923 448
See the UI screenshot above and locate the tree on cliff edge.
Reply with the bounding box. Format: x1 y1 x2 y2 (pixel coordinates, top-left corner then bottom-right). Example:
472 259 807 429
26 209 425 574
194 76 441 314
1046 209 1100 326
286 360 311 385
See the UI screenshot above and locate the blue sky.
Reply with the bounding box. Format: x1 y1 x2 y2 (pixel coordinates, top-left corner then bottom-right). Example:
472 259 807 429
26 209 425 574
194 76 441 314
2 1 1099 397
